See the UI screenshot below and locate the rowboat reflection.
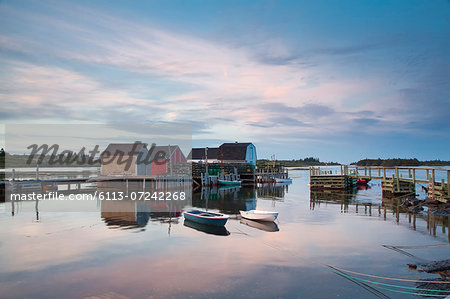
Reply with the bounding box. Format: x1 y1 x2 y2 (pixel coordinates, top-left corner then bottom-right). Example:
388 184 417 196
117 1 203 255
240 218 279 232
184 219 230 236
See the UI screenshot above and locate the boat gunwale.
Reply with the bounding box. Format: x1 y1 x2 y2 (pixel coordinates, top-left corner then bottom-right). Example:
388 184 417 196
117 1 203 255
184 211 229 220
240 210 278 215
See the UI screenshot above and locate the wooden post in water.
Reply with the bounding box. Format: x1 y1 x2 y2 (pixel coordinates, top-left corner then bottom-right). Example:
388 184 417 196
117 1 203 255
369 168 372 179
364 167 367 177
413 168 416 185
36 163 39 181
395 168 399 192
383 168 386 179
12 169 16 181
431 169 435 199
408 168 412 179
426 169 429 181
447 170 450 198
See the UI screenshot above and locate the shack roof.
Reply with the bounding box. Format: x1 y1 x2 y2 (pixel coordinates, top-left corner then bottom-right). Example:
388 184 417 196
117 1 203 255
102 142 147 157
149 145 181 161
189 143 253 161
220 143 252 160
189 147 219 160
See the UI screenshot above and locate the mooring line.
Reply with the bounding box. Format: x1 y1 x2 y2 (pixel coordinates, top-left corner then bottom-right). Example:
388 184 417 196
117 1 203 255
331 269 391 299
328 269 450 293
325 265 450 284
382 245 428 262
383 244 450 249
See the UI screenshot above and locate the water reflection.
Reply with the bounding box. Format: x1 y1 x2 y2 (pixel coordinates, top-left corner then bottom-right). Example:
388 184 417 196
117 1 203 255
310 189 358 213
257 183 289 200
101 200 151 230
310 189 450 241
192 186 256 215
0 184 5 203
240 218 279 232
184 219 230 236
101 200 184 229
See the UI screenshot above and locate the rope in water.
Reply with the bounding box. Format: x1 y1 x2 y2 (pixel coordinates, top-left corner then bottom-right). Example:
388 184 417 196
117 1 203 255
337 271 449 297
331 270 449 297
328 266 450 293
326 265 450 284
383 244 450 249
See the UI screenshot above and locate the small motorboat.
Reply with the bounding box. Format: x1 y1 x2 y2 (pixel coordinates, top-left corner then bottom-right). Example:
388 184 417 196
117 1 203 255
183 209 229 226
239 210 278 222
356 178 371 185
274 178 292 184
218 179 242 186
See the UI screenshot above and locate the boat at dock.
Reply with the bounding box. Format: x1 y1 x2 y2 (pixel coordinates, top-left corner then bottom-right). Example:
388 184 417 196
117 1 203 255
356 178 371 185
183 209 229 226
239 210 278 222
218 179 242 186
274 178 292 184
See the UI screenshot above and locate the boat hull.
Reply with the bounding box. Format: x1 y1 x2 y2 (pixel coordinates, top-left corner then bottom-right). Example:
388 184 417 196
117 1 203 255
240 210 278 222
356 178 371 185
218 180 241 186
183 210 229 226
274 178 292 184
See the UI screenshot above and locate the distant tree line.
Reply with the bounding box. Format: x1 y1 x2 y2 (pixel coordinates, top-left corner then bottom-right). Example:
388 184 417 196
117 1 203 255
1 151 101 168
353 158 450 167
258 157 340 167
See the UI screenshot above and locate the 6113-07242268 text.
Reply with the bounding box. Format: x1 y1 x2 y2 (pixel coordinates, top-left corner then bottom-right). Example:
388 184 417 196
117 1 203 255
9 191 186 201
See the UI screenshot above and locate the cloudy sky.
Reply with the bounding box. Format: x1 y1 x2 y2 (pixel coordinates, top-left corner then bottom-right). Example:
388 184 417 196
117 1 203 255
0 0 449 163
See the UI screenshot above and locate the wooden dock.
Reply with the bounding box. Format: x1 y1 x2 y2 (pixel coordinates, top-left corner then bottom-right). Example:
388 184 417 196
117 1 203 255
192 162 288 186
310 166 449 202
3 174 191 196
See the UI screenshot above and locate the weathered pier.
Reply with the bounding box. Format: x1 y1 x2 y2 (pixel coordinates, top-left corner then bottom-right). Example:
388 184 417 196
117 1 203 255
4 175 191 194
310 166 449 202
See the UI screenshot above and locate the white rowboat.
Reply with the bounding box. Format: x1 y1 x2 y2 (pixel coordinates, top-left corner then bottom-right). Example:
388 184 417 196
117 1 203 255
239 210 278 222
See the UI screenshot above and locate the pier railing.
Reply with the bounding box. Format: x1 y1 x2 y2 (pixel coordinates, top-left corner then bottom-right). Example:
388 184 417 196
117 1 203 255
309 165 449 202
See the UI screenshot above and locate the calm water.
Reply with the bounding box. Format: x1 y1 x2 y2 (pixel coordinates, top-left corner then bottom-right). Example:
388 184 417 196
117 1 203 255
0 169 449 298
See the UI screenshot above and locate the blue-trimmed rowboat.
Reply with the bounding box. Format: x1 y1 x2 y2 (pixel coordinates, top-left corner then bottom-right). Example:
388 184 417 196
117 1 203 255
183 210 229 226
218 179 241 186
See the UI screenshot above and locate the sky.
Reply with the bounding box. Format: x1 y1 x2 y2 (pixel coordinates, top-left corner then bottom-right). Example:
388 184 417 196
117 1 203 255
0 0 449 163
